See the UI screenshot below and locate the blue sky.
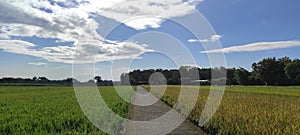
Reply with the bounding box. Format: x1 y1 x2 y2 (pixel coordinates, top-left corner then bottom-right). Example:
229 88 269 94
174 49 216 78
0 0 299 81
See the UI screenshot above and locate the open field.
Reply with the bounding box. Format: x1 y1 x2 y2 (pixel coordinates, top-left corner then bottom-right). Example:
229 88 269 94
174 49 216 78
143 85 300 134
0 86 133 134
1 85 299 134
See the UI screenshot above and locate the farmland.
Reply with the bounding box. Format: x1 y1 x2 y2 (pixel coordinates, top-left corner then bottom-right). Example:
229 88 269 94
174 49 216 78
1 85 299 135
0 86 133 134
143 85 300 134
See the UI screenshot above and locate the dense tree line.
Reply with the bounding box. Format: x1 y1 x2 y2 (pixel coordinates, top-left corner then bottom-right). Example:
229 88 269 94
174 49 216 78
0 76 113 86
0 77 77 85
121 57 300 86
252 57 300 85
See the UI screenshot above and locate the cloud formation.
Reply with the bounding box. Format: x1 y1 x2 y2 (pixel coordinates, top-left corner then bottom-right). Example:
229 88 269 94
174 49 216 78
0 0 96 42
0 0 203 41
0 0 203 64
0 40 152 64
188 34 222 43
201 40 300 53
100 0 204 30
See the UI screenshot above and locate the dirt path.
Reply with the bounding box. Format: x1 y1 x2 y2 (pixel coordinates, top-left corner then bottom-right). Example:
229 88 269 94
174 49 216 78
125 86 205 135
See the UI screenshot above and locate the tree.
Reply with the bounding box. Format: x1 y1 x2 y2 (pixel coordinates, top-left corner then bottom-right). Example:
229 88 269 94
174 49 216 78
199 68 211 81
63 78 74 83
179 66 190 78
248 69 263 85
285 59 300 85
170 70 180 84
130 70 140 85
94 76 102 83
278 56 292 66
121 73 130 85
38 77 49 82
278 57 292 85
32 76 37 81
234 67 250 85
179 66 193 85
226 68 238 85
119 56 296 86
252 57 287 85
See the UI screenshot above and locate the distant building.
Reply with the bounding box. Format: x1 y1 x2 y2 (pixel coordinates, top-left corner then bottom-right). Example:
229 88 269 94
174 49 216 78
191 80 210 85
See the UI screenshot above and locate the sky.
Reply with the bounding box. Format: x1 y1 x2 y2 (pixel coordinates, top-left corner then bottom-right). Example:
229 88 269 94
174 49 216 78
0 0 299 81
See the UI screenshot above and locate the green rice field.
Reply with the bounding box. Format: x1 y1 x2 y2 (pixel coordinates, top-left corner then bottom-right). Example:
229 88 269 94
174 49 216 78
1 85 300 134
0 86 133 134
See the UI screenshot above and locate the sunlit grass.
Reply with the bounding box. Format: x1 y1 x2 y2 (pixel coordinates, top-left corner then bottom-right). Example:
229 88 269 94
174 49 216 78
0 86 133 134
143 85 300 134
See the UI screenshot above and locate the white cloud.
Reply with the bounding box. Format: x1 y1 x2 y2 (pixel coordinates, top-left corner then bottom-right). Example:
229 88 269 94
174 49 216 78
0 40 36 54
188 39 199 43
99 0 204 30
0 0 205 40
201 40 300 53
0 0 205 39
28 62 47 66
209 35 222 42
0 0 202 64
181 64 202 69
0 40 153 64
124 17 163 30
0 0 204 40
0 0 108 42
188 34 222 43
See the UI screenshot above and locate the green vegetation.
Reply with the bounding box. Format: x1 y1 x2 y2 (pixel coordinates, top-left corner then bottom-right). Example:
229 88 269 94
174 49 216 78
122 57 300 86
2 85 299 134
143 85 300 134
0 86 133 134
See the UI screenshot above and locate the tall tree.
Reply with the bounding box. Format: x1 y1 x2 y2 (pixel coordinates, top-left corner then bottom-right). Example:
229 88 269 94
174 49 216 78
278 57 292 85
248 69 263 85
234 67 250 85
285 59 300 85
38 77 49 82
252 57 287 85
32 76 37 81
94 76 102 83
226 68 238 85
121 73 130 85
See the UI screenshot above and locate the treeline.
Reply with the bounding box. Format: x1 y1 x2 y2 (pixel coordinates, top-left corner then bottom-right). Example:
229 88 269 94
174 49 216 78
0 76 113 86
0 77 76 85
121 57 300 86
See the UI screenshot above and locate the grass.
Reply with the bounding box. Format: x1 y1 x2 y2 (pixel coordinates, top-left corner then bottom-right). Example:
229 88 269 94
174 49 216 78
2 85 299 134
0 86 134 134
143 85 300 135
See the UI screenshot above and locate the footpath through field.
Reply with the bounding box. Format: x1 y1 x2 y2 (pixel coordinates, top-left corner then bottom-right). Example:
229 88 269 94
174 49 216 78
125 86 205 135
